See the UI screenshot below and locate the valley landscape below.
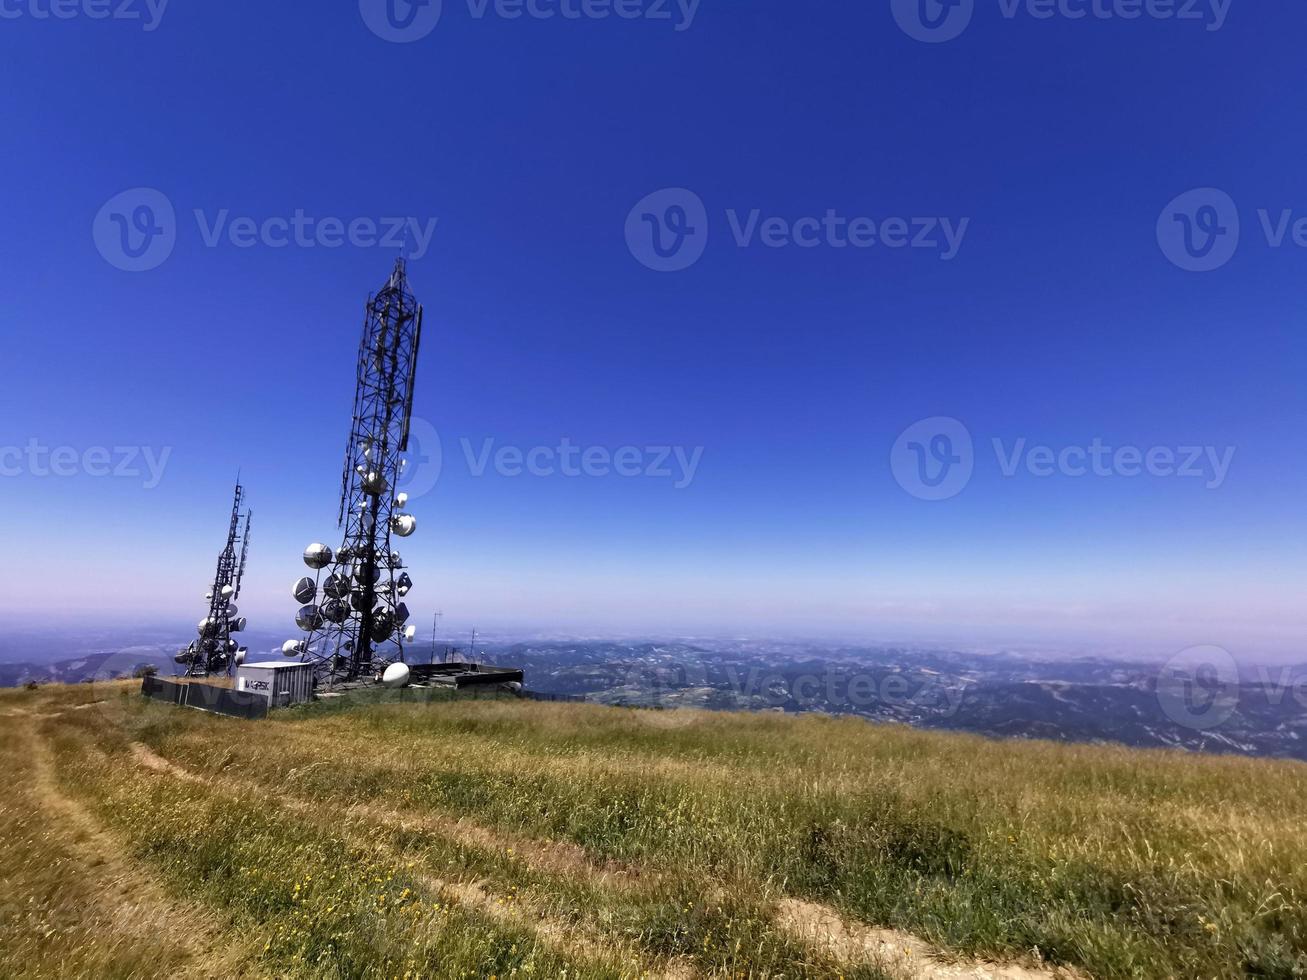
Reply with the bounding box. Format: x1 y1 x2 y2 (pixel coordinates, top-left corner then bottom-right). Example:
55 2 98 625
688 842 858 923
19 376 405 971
6 630 1306 763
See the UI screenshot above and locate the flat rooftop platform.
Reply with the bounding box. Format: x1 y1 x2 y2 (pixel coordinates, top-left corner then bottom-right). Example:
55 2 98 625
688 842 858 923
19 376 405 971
409 662 524 689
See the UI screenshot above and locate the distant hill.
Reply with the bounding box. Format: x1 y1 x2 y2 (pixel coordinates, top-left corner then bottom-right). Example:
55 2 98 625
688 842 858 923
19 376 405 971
9 638 1307 763
480 640 1307 762
0 651 175 687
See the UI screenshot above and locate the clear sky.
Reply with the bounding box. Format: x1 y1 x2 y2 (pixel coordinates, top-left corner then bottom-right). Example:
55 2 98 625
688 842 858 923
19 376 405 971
1 0 1304 658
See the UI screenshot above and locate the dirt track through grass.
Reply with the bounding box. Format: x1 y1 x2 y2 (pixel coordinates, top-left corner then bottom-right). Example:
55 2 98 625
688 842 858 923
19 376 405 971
5 683 1307 978
0 703 251 977
129 739 1074 979
127 742 697 978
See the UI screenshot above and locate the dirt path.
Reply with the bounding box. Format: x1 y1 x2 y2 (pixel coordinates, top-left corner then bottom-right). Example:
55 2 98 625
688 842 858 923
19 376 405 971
134 742 648 885
130 742 695 979
775 898 1084 980
131 741 1086 980
22 720 250 977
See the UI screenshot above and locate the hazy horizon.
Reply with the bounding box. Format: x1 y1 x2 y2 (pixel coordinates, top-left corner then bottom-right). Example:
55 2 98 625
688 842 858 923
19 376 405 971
2 3 1304 666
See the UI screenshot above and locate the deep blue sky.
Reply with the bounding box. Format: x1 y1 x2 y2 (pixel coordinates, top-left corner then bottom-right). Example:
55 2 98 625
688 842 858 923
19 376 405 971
1 0 1304 656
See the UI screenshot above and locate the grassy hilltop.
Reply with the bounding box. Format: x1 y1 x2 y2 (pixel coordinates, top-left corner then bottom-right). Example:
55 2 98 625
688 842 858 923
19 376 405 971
2 682 1305 979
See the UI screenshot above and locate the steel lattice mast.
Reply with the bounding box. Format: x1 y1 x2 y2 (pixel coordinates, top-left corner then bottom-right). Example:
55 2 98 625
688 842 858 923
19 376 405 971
288 259 423 684
178 480 251 676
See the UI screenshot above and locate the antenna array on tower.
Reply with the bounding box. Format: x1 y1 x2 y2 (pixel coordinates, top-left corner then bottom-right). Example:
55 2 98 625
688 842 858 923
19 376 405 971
177 480 251 676
285 259 426 684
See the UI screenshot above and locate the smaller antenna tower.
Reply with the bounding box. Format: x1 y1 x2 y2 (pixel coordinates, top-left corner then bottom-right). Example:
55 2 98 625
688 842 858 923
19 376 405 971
177 479 252 676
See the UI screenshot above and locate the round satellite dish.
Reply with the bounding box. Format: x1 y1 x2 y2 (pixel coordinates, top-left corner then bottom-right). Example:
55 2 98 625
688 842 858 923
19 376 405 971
231 617 248 633
234 649 248 666
337 547 355 565
303 543 333 569
281 639 302 656
403 624 418 641
350 589 370 611
292 577 317 604
322 599 349 624
395 492 409 507
362 471 389 496
323 573 350 599
197 617 214 637
352 564 380 585
225 603 239 618
381 663 410 688
221 584 235 598
391 514 417 538
295 604 323 631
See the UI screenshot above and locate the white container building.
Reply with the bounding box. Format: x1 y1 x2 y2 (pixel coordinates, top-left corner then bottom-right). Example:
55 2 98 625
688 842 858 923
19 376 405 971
235 661 315 708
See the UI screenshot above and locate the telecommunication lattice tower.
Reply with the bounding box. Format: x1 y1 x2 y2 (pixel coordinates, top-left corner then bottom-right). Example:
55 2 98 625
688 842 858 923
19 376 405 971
178 480 251 676
287 259 424 683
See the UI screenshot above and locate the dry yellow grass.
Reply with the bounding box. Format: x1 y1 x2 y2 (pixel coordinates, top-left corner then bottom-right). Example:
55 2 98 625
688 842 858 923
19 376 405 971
2 681 1304 978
